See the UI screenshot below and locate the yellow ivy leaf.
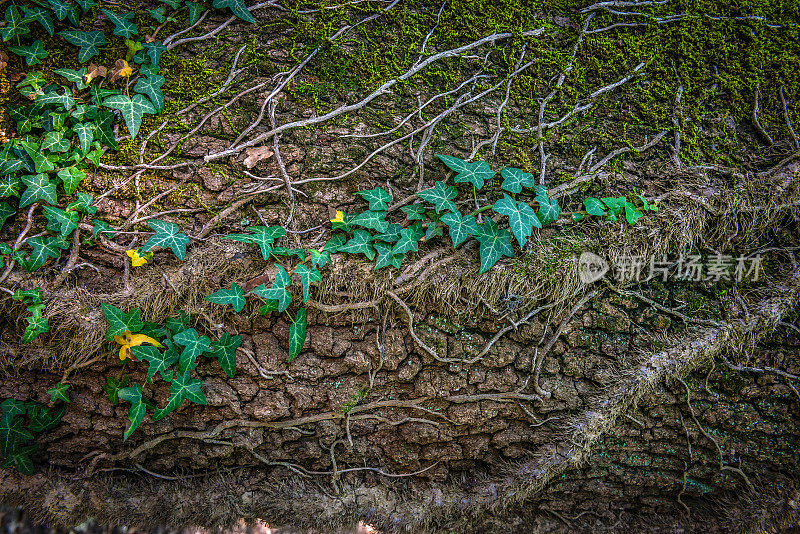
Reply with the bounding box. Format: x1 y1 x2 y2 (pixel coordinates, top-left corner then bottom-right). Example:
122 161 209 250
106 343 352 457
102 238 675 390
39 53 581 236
331 210 345 223
126 249 148 267
114 331 163 361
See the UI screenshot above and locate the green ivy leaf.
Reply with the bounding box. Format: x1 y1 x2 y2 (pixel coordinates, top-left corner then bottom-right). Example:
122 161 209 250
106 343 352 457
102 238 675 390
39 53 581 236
624 203 644 225
492 194 541 247
103 94 157 139
475 219 514 274
173 327 212 372
252 280 292 313
153 370 206 421
274 264 291 288
0 175 21 198
375 222 402 243
9 105 40 134
374 243 403 270
94 110 118 149
213 0 256 23
43 206 79 237
46 383 70 403
27 404 64 432
133 74 165 113
0 202 14 231
75 0 96 12
73 123 94 152
339 229 375 260
206 282 246 312
436 155 495 190
104 375 129 404
584 197 605 216
307 248 330 269
1 6 30 42
20 143 56 174
272 247 305 261
499 166 536 194
102 9 137 38
13 288 42 304
117 385 145 441
417 181 457 214
288 308 306 362
440 209 480 247
391 225 423 255
23 312 49 342
21 6 54 36
102 303 144 340
8 40 48 66
601 196 626 215
401 203 426 221
186 1 206 25
424 220 442 241
41 131 70 153
159 0 181 8
57 166 86 196
59 30 106 63
209 333 241 378
143 41 167 68
24 237 61 271
535 194 560 225
147 6 167 23
223 225 283 260
48 0 79 25
356 187 392 211
293 264 321 302
350 209 389 234
133 344 179 381
92 220 117 239
142 219 190 260
20 174 57 207
323 234 347 253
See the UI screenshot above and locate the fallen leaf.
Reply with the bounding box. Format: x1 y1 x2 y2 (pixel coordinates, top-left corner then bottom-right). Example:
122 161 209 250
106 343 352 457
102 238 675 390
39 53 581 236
111 59 133 81
331 210 345 223
114 331 163 360
84 63 108 84
126 249 149 267
243 146 273 169
0 51 7 72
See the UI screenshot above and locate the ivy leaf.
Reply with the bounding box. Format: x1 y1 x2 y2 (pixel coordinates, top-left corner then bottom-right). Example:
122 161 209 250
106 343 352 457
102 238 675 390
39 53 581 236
288 308 306 362
102 304 144 340
356 187 392 211
350 210 389 234
293 264 321 302
9 106 40 134
20 143 56 174
94 110 118 149
0 202 14 231
75 0 96 12
440 209 480 247
436 155 495 190
25 237 61 271
48 0 79 25
41 131 70 153
374 243 403 270
47 383 70 403
57 166 86 195
424 220 442 241
153 370 206 421
186 1 206 25
92 220 117 238
102 9 137 38
1 6 30 42
475 219 514 274
535 194 560 225
274 265 291 288
601 196 626 215
584 197 605 216
73 123 94 152
375 223 402 243
21 6 54 36
159 0 181 7
0 413 33 457
492 194 541 247
20 174 57 207
624 203 644 225
142 219 190 260
307 248 330 269
148 6 167 23
9 40 48 66
59 30 106 63
0 175 21 198
103 94 156 139
27 404 65 432
143 41 168 68
131 345 174 381
23 312 49 342
173 328 212 372
116 385 146 440
206 282 246 313
323 234 347 253
251 267 292 312
391 225 423 255
213 0 256 23
401 203 426 221
209 333 241 378
43 206 79 237
417 181 457 213
223 226 280 260
339 229 375 260
272 247 305 261
499 167 536 194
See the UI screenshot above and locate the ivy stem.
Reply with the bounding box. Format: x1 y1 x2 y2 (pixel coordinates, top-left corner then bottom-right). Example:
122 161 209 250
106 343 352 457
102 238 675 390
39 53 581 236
469 204 493 217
